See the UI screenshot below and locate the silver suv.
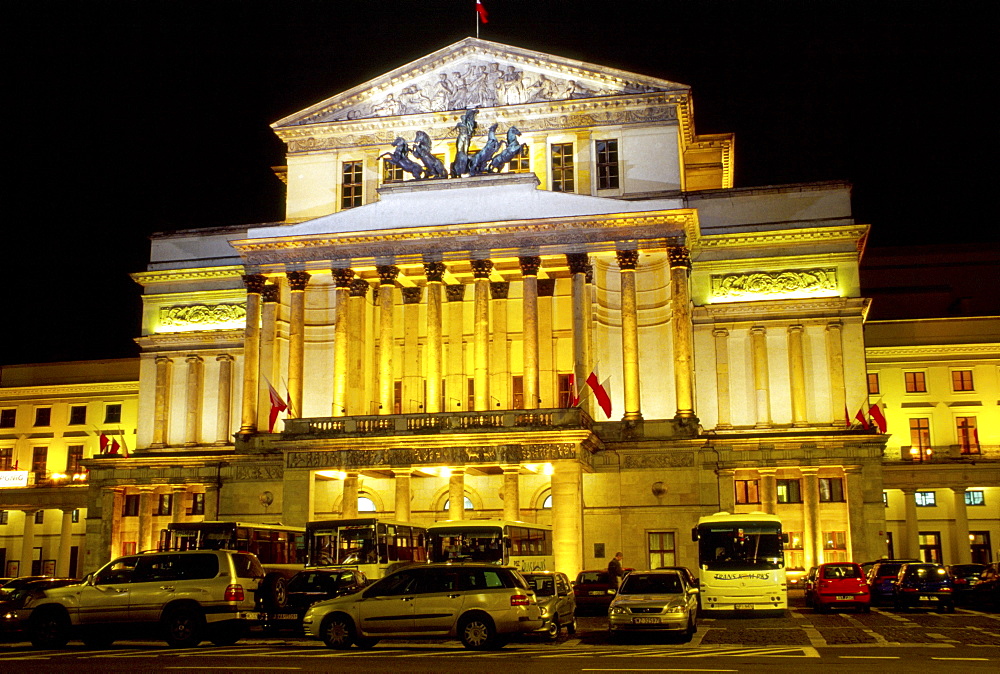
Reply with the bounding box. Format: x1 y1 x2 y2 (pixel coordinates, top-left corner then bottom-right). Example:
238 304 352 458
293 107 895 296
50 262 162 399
303 563 543 650
23 549 264 648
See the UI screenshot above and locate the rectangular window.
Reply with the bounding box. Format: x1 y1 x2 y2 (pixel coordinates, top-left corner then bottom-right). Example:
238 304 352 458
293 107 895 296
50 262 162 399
0 447 12 471
341 160 363 209
466 378 475 412
819 477 845 502
595 139 620 189
31 447 47 480
647 531 676 568
508 144 530 173
511 376 524 410
882 491 889 507
776 479 802 503
0 511 7 525
965 490 985 506
558 374 574 408
69 405 87 426
735 479 760 505
104 404 122 424
35 510 45 524
550 143 574 192
382 158 404 183
393 380 402 415
66 445 84 474
918 532 943 563
72 509 80 523
156 494 172 517
0 409 15 428
823 531 848 562
190 493 205 516
904 371 927 393
867 373 880 395
956 417 979 454
915 490 936 507
34 408 51 427
952 370 974 392
122 494 140 517
909 418 931 449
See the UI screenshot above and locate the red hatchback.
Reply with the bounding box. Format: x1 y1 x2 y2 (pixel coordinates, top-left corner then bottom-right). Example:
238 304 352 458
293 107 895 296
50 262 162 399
805 562 870 613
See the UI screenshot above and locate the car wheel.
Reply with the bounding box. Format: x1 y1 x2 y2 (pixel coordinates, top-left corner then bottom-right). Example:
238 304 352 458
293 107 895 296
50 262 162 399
163 606 206 648
209 623 247 646
30 608 71 649
81 630 115 649
679 616 695 643
260 574 288 611
459 614 498 650
355 637 379 649
566 616 577 635
320 613 355 649
545 619 560 641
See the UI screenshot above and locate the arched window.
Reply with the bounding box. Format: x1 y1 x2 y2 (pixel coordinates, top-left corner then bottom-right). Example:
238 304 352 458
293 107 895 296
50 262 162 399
358 496 377 512
542 494 552 509
442 496 475 511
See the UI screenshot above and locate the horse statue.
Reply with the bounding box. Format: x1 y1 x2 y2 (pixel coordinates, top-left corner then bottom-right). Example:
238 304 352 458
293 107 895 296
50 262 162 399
488 126 523 172
469 123 501 176
411 130 447 179
378 137 424 180
450 108 479 177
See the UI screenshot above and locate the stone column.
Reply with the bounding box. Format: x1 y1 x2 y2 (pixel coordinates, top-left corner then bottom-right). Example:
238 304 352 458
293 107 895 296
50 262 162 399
424 262 446 413
551 461 583 579
826 322 847 425
717 469 736 513
393 470 411 522
844 467 867 561
471 259 493 411
616 249 643 421
287 270 311 418
950 487 972 564
184 354 204 446
331 268 354 417
669 246 695 419
20 510 37 576
348 280 371 415
713 328 732 428
376 265 399 414
281 471 313 528
519 256 541 410
567 253 591 417
172 486 189 524
445 284 467 411
341 473 359 518
537 279 556 408
750 326 772 428
258 283 280 430
138 487 156 553
758 468 778 515
102 487 123 561
490 282 511 408
151 355 172 447
215 354 234 445
402 287 424 411
787 325 808 427
56 508 74 577
503 466 521 521
900 488 919 560
801 468 820 568
448 469 466 520
239 273 267 434
204 485 220 521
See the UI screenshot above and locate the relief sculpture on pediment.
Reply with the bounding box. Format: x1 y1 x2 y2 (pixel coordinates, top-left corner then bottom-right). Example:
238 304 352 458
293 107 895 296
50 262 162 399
711 268 838 300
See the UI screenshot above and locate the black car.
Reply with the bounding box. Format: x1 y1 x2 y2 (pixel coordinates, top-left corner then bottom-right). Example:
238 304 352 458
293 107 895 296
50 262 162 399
0 578 80 640
971 562 1000 609
866 560 919 605
946 563 987 605
263 568 368 632
892 563 955 612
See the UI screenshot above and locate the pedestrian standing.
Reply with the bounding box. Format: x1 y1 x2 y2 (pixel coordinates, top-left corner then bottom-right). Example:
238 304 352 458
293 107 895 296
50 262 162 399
608 551 624 589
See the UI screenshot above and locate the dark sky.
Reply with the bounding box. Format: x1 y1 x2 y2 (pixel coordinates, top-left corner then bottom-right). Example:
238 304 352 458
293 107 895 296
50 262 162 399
3 1 993 366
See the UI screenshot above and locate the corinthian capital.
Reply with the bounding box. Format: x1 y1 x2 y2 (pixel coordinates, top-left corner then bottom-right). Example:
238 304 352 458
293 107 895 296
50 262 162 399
518 256 542 277
424 261 447 283
668 246 691 269
616 249 639 270
566 253 590 275
331 268 355 288
286 270 311 291
242 274 267 294
376 265 400 286
470 259 494 279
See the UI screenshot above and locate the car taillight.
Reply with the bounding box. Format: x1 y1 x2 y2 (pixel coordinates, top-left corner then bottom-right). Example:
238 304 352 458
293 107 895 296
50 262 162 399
510 594 530 606
954 578 967 585
902 587 918 592
940 587 952 592
225 584 245 601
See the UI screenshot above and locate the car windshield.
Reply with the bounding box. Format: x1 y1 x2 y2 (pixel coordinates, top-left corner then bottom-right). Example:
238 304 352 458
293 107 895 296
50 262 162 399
950 564 985 577
525 575 555 596
577 571 607 584
907 565 947 580
620 573 682 595
697 523 784 571
822 565 860 579
875 563 904 578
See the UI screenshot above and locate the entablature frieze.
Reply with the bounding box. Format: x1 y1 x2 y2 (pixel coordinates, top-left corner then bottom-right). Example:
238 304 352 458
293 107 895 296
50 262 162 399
131 266 245 287
0 381 138 403
0 485 90 510
692 297 869 324
881 462 1000 490
865 343 1000 362
285 443 592 472
134 330 245 353
706 437 887 468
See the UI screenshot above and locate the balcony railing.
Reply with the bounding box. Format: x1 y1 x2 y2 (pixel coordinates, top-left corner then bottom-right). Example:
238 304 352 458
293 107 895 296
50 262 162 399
281 407 593 438
885 445 999 463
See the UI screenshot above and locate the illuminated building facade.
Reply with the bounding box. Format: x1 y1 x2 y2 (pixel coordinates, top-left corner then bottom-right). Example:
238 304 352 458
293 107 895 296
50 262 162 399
7 39 993 577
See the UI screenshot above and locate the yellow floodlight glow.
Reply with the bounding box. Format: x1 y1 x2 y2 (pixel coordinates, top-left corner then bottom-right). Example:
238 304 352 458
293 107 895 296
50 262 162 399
706 288 840 304
316 470 347 480
439 467 452 478
542 463 554 476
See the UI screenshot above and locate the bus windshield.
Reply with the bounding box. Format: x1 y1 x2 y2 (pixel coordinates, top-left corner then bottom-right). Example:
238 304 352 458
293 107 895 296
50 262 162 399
697 524 783 571
427 527 504 564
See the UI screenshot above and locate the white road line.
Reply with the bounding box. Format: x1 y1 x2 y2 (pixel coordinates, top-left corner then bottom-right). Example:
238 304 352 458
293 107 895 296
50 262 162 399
838 656 900 659
930 657 990 661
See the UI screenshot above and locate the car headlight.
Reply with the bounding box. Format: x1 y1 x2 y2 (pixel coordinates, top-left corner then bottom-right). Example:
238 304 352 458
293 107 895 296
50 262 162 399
666 604 687 614
609 606 628 616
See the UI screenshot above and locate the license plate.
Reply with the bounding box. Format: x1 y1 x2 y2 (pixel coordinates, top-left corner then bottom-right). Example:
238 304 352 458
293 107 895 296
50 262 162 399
632 617 660 624
919 595 937 601
835 595 853 601
236 611 261 620
267 613 298 620
589 591 605 596
734 603 753 610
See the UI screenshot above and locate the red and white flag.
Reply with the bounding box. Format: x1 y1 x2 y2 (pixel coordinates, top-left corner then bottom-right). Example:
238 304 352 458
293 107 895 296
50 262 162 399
476 0 488 23
869 404 887 433
99 433 110 453
586 369 612 420
108 438 121 455
268 380 288 432
567 374 580 407
854 407 870 430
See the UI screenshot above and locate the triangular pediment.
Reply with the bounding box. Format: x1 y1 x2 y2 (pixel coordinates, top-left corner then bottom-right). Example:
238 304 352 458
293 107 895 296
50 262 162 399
273 38 689 128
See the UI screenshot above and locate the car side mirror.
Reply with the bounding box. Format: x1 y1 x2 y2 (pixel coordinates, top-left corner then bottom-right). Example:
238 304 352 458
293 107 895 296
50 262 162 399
688 587 699 595
85 573 95 586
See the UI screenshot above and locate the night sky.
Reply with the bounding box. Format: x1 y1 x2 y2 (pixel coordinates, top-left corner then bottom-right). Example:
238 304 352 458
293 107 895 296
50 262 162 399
3 1 993 366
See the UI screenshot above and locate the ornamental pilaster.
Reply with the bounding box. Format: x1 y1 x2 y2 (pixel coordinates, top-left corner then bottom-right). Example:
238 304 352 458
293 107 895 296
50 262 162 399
239 274 266 435
567 253 591 417
425 262 446 413
519 256 541 410
287 271 310 419
471 259 493 410
616 249 642 421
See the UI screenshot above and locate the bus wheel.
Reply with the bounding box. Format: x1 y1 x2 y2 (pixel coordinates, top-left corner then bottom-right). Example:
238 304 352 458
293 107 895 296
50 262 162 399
260 574 288 611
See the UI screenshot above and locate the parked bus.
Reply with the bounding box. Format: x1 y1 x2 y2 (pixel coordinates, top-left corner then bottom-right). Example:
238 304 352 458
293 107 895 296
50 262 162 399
162 521 305 610
427 520 553 572
306 518 427 579
692 511 787 613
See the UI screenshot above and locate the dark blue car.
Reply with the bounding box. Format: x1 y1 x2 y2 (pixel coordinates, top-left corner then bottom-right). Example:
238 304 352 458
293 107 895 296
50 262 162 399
866 560 916 605
892 563 955 612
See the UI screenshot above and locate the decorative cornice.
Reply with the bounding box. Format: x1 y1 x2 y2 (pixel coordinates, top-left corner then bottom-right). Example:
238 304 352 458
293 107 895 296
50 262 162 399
0 381 139 402
131 266 244 286
134 330 245 351
866 343 1000 360
698 225 869 250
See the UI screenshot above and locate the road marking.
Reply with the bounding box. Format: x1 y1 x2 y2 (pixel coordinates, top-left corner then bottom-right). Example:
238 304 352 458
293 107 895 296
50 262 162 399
582 670 737 673
930 657 990 661
838 656 900 659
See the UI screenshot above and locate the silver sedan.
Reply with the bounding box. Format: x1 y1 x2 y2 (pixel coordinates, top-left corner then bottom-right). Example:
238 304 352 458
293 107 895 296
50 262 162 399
608 569 698 641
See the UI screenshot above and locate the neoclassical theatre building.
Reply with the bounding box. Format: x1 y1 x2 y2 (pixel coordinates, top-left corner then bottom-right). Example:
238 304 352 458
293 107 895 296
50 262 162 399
6 39 902 577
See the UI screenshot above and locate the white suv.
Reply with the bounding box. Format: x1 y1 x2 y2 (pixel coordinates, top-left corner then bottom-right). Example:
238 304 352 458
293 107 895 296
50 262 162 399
23 549 264 648
303 563 543 650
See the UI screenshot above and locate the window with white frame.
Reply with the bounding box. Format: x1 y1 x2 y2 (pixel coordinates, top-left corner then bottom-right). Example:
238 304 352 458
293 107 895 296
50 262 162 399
915 491 936 507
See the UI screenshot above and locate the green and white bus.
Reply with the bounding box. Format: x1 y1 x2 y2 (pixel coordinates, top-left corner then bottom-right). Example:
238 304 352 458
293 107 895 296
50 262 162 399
427 520 553 572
